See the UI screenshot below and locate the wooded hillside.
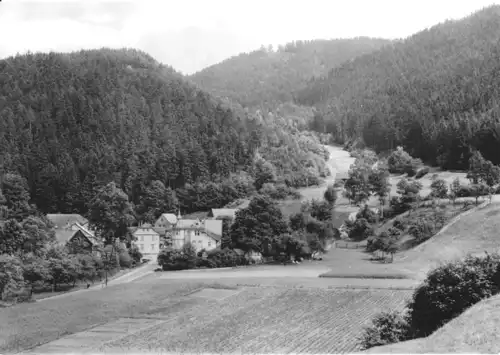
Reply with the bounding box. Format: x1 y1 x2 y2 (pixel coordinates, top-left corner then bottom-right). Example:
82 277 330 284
0 48 261 215
297 6 500 170
189 38 391 109
0 48 333 218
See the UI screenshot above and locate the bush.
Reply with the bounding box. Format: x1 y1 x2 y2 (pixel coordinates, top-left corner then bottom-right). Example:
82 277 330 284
392 219 406 231
347 218 374 241
128 245 142 263
388 147 414 174
359 310 411 350
404 164 418 177
323 184 337 205
415 167 429 179
408 219 435 243
196 258 217 269
362 252 500 350
206 248 248 268
456 185 472 197
356 205 378 224
118 252 133 268
157 246 198 271
408 253 500 338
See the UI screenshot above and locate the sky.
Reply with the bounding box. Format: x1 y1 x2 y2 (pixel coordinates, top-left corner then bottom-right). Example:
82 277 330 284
0 0 498 74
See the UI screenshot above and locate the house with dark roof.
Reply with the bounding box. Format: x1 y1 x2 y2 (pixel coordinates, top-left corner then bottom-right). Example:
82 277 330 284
47 214 101 255
54 223 101 255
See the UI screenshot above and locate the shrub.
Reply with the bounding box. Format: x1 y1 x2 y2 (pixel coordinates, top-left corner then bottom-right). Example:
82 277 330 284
359 310 411 350
392 219 406 231
408 219 435 243
323 184 337 205
415 167 429 179
362 252 500 350
157 246 198 271
356 205 378 224
118 252 133 268
456 185 472 197
196 258 217 269
0 255 25 301
128 245 142 263
408 253 500 338
404 164 418 177
348 218 374 241
206 248 248 267
388 147 414 174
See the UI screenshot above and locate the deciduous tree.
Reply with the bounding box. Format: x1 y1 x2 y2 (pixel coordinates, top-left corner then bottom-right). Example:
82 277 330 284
88 182 135 244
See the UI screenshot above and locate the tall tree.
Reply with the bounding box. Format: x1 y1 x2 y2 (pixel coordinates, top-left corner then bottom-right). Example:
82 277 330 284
230 195 289 251
87 182 135 244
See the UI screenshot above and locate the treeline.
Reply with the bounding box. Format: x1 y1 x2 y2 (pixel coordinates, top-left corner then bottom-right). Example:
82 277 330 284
189 37 391 110
297 5 500 170
0 48 332 220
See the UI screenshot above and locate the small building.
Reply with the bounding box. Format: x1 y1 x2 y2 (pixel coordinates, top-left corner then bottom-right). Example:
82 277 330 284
55 228 101 256
130 223 160 259
48 214 101 255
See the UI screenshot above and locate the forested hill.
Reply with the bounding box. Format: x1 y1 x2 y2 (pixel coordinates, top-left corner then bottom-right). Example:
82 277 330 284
189 37 391 109
297 5 500 170
0 48 262 215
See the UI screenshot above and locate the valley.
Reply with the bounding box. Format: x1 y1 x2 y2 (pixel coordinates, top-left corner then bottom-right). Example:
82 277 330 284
2 3 500 355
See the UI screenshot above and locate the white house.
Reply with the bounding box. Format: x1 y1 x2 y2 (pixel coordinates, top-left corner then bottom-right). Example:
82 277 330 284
131 223 160 259
153 212 222 252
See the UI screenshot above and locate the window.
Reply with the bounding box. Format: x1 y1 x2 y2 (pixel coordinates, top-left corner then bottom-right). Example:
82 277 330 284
152 235 156 241
195 230 200 236
140 236 144 242
151 244 155 250
139 244 144 251
208 241 212 247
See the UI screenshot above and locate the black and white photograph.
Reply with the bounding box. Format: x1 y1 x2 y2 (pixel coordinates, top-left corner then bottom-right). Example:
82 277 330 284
1 0 500 353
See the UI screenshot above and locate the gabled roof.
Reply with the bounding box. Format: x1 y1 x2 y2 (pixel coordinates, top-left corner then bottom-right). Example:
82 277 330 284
158 213 177 225
55 229 99 246
47 214 88 228
132 224 160 236
71 222 95 238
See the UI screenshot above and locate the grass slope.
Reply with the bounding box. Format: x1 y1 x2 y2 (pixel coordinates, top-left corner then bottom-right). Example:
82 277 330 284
395 199 500 279
365 292 500 353
319 199 500 280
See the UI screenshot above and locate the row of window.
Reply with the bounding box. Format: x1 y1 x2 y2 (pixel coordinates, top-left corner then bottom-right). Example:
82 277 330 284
138 235 158 242
136 241 212 251
153 227 203 236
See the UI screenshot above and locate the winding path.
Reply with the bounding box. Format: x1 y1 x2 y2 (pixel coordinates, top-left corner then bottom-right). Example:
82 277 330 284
297 145 354 202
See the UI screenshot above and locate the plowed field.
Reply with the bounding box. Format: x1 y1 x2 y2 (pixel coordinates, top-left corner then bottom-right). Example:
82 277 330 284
93 286 411 354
